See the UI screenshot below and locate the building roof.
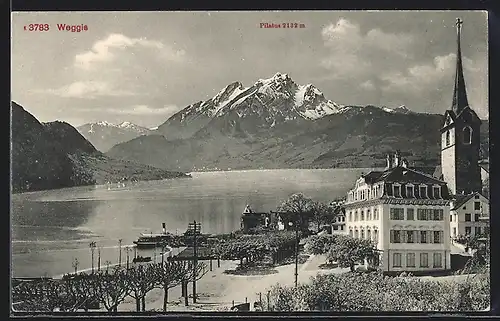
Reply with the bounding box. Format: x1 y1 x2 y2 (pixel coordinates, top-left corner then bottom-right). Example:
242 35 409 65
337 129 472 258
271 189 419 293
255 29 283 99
410 166 437 176
451 191 489 210
451 194 475 210
480 163 489 173
363 166 446 185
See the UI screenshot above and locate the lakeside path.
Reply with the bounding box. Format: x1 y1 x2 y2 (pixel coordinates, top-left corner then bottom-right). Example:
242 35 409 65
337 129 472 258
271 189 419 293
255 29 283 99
115 254 349 312
110 253 477 312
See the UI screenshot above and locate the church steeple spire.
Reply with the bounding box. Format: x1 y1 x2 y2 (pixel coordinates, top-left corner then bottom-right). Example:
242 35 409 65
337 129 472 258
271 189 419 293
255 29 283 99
451 17 469 114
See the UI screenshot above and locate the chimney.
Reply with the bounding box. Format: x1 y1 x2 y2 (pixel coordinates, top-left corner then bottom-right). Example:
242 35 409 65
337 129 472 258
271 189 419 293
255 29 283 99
401 158 409 168
394 150 401 167
162 223 166 234
386 154 393 170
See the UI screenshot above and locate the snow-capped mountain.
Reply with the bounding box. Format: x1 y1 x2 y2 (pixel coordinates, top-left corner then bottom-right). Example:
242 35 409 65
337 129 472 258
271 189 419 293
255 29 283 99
77 121 153 152
157 73 415 139
158 73 350 139
106 72 467 172
381 105 414 114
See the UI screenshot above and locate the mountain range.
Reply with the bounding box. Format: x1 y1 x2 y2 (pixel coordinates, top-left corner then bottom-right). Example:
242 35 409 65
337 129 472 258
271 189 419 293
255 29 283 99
105 73 489 172
11 102 189 193
77 121 154 152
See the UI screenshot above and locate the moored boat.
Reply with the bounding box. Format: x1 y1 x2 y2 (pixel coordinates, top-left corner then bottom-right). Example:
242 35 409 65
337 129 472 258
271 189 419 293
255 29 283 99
133 223 173 248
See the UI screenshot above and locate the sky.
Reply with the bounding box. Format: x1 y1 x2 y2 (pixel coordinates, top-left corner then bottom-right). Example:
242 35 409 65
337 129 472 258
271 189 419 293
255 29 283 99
11 11 488 128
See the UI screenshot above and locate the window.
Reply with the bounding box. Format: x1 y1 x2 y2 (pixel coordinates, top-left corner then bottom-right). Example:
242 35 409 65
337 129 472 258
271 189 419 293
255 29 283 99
419 186 427 198
475 227 482 236
433 253 442 268
390 208 405 220
433 231 442 244
374 208 379 220
354 229 359 238
406 185 414 198
373 230 379 242
420 253 429 267
367 229 372 241
360 210 365 221
463 126 472 145
462 206 466 210
348 212 352 222
450 215 452 222
391 230 402 243
445 130 450 146
474 202 481 211
393 253 402 267
454 214 457 222
433 186 441 199
417 209 431 220
406 230 415 243
433 209 444 221
394 185 401 198
367 209 371 221
340 225 344 230
406 253 416 267
420 231 428 243
349 230 353 237
333 225 339 230
407 208 414 220
361 229 365 240
465 227 471 235
474 195 479 199
453 227 457 237
465 213 471 222
474 214 480 222
368 190 371 199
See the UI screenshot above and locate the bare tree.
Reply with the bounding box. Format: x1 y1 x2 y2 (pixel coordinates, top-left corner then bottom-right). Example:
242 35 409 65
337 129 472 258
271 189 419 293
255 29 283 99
94 267 132 312
126 264 159 311
12 279 66 312
154 261 201 312
60 273 100 312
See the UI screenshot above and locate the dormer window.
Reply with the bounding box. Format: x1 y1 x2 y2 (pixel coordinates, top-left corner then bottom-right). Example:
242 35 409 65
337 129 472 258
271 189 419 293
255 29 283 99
433 186 441 199
419 185 427 198
406 185 414 198
393 184 401 198
463 126 472 145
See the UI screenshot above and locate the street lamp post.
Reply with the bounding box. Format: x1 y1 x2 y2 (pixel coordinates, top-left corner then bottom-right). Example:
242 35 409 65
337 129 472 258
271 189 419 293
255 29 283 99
72 258 79 274
118 239 123 267
288 219 299 288
125 246 131 270
89 241 96 274
97 247 101 272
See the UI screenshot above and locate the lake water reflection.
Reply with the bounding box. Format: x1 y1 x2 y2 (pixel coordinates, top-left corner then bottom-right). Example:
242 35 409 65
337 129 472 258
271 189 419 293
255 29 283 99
11 168 376 277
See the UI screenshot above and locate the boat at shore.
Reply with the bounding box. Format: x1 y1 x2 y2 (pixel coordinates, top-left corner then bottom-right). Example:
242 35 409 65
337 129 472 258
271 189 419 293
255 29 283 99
133 223 174 248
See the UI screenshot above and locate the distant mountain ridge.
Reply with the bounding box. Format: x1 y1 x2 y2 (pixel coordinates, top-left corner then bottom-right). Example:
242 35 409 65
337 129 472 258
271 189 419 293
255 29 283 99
105 73 490 172
11 102 189 193
77 121 153 152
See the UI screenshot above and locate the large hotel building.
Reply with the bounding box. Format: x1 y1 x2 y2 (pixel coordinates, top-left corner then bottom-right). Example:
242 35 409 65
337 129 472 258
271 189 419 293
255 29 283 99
342 18 489 272
343 153 452 272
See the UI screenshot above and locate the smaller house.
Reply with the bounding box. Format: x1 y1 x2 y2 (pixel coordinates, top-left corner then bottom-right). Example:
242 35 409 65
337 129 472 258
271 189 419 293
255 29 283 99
479 160 489 186
330 210 347 235
450 192 489 239
240 205 272 232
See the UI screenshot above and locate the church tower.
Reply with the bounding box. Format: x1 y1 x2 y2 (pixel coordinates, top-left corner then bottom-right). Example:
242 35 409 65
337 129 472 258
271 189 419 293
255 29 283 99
440 18 482 195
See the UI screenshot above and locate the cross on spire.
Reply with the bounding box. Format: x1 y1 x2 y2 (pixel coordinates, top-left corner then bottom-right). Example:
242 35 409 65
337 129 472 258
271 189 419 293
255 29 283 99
451 17 469 114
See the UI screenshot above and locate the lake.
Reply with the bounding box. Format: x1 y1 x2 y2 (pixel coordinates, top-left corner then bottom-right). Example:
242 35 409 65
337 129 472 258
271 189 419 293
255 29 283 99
11 168 376 278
